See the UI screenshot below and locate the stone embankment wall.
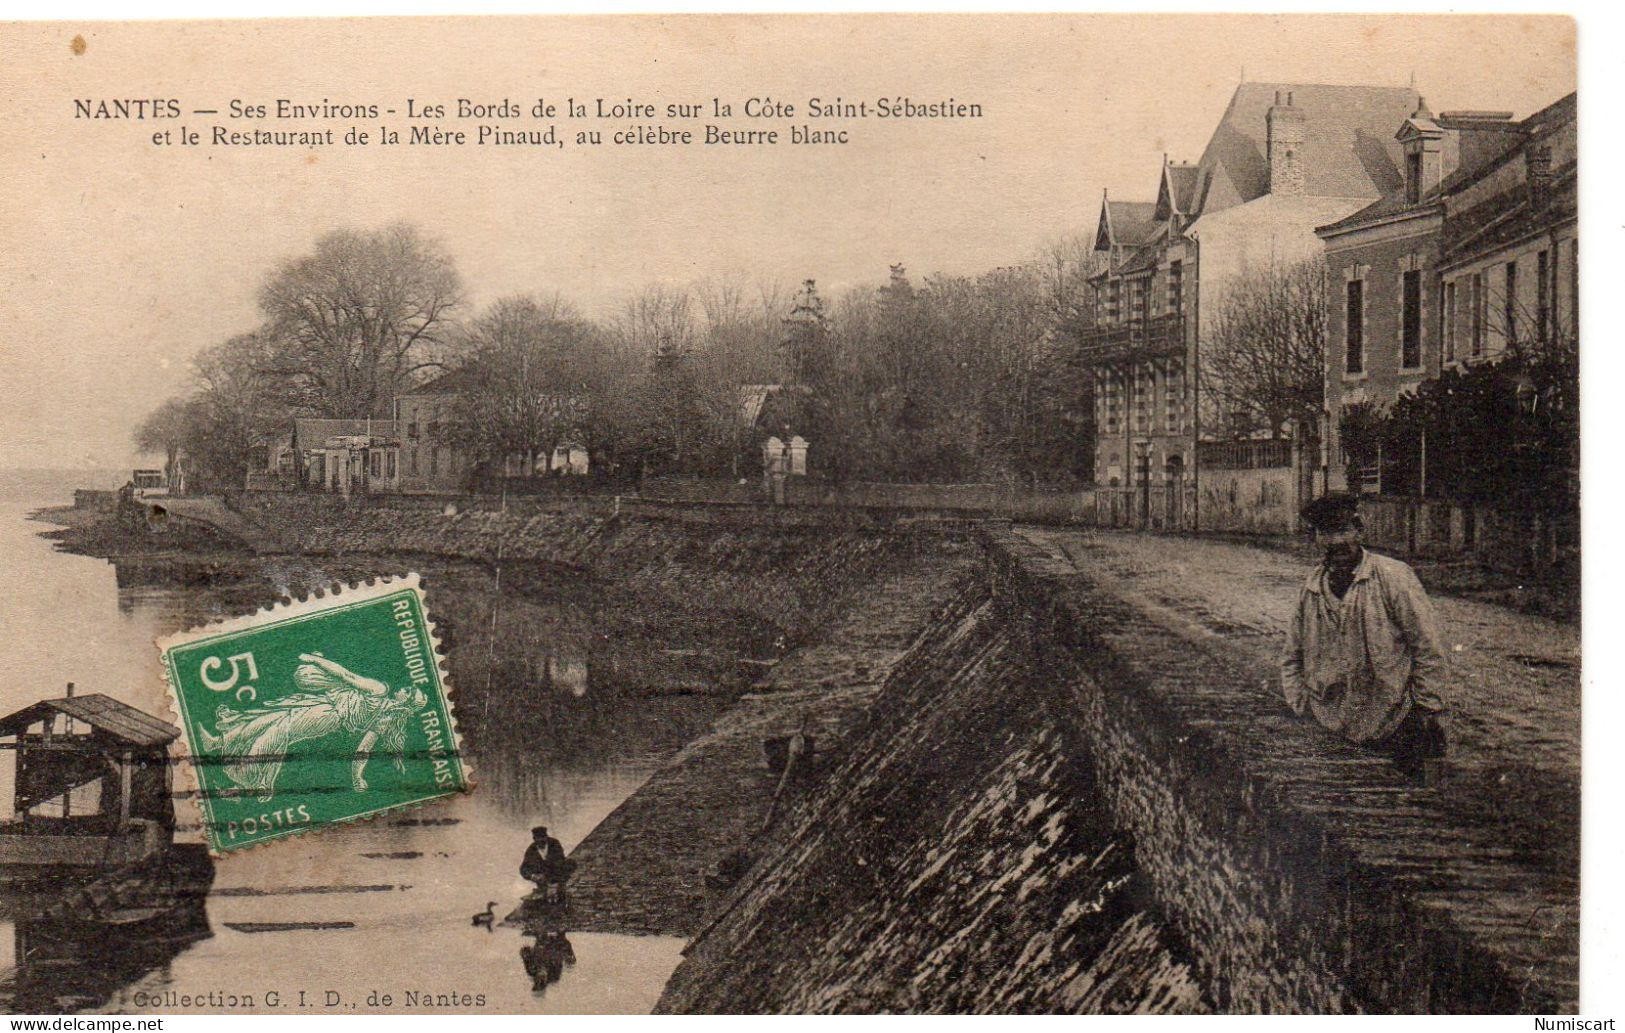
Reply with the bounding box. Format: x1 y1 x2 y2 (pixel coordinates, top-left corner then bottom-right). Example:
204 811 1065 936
659 577 1210 1014
224 490 947 642
657 528 1574 1014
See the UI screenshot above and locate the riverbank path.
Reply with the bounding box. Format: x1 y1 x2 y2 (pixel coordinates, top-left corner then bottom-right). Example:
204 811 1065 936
1013 526 1580 881
157 495 287 554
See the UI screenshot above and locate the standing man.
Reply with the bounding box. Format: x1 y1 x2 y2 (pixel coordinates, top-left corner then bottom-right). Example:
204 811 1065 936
1281 493 1449 781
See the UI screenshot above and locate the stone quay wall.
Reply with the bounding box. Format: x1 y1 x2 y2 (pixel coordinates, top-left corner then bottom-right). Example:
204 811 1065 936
221 489 967 648
179 491 1568 1011
658 527 1573 1013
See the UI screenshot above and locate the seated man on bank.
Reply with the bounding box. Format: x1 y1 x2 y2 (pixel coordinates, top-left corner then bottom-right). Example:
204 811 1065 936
520 825 577 904
1281 492 1449 781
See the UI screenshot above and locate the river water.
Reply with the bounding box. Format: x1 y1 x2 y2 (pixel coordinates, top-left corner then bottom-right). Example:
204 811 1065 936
0 471 717 1014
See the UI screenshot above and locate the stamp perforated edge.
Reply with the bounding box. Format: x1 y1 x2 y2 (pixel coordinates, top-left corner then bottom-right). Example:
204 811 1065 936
155 571 475 856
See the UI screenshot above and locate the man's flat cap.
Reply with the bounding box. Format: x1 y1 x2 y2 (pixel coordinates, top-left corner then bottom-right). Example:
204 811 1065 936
1300 491 1361 529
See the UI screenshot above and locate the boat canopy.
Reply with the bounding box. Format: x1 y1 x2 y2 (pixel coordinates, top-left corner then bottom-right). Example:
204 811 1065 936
0 694 178 860
0 694 179 747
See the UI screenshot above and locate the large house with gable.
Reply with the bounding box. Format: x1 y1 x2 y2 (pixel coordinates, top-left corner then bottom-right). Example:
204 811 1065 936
1315 91 1576 496
1080 81 1421 531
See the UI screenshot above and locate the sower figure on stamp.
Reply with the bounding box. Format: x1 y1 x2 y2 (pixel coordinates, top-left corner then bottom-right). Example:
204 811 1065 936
1281 492 1449 783
521 826 576 905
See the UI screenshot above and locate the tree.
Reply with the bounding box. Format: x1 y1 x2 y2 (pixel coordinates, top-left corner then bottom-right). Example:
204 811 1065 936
1204 258 1328 439
688 273 789 477
443 295 597 476
1340 312 1577 507
133 396 194 476
609 283 699 359
257 223 462 419
132 333 284 492
184 332 285 490
781 279 833 390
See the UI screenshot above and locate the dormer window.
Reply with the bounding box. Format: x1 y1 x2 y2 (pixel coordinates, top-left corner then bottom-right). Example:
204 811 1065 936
1397 98 1442 207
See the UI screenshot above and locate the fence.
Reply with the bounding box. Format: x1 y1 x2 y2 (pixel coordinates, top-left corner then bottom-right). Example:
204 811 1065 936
1092 484 1193 531
1357 495 1578 580
230 472 1571 578
1196 439 1294 470
1197 467 1297 534
642 476 1099 524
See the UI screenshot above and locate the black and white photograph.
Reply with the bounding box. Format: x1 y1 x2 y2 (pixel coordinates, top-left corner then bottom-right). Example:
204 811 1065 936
0 11 1595 1017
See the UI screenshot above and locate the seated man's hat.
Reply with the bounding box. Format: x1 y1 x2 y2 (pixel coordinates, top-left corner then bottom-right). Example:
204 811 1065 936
1300 491 1361 531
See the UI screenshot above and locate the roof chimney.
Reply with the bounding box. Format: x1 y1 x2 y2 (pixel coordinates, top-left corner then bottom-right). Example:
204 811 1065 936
1267 88 1307 197
1527 144 1553 206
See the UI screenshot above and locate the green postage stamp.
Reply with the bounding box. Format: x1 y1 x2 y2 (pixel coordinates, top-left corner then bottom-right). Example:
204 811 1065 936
159 574 470 853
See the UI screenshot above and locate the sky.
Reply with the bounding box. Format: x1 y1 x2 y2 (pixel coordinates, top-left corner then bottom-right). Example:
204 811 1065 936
0 14 1576 469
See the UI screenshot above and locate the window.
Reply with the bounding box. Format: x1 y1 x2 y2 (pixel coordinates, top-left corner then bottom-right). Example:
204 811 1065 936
1167 261 1183 316
1401 269 1422 369
1406 152 1422 204
430 448 439 475
1133 368 1151 432
1164 370 1184 432
1504 261 1518 347
1537 250 1550 342
1570 240 1579 337
410 449 419 475
1471 273 1484 357
1103 375 1122 434
386 452 396 479
1345 279 1364 374
427 421 440 440
407 421 418 440
1443 281 1457 362
1552 245 1561 333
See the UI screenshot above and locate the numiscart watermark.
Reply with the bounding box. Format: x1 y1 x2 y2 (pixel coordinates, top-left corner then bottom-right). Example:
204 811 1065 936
159 575 469 853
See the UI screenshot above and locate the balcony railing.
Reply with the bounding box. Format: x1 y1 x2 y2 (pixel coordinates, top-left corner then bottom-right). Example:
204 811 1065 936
1073 314 1186 367
1197 438 1294 470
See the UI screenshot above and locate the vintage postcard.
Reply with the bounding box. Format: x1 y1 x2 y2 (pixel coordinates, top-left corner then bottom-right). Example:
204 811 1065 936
0 11 1586 1019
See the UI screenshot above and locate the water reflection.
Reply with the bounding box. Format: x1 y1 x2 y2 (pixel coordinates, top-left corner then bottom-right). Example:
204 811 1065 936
2 895 212 1014
546 656 588 698
520 930 576 994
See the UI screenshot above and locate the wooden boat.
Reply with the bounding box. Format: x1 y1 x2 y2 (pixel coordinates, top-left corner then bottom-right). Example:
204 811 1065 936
0 688 215 935
31 843 215 930
0 688 181 881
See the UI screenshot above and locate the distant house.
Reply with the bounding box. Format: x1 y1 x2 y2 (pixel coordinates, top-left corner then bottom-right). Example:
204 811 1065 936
738 384 784 431
394 368 480 493
1436 93 1577 366
549 442 590 476
1079 82 1422 529
394 367 590 491
1316 92 1577 492
292 418 401 495
736 383 813 477
131 469 164 493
